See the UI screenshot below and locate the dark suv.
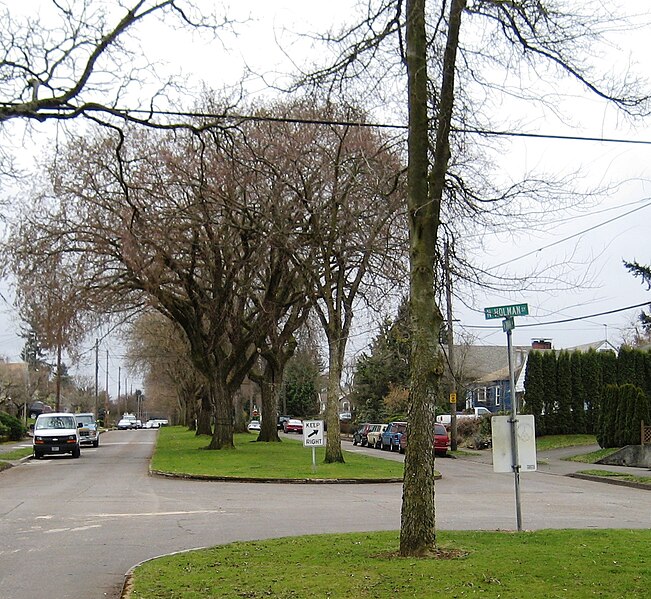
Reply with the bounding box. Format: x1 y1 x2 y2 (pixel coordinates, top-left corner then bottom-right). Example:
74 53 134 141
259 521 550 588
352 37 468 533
352 423 373 446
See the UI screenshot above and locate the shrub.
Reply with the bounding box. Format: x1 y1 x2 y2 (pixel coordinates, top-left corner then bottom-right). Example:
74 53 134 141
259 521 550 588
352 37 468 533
0 412 27 441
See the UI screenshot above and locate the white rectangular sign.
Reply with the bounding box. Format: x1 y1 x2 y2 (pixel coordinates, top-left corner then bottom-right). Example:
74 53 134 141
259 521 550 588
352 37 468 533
303 420 324 447
491 414 537 473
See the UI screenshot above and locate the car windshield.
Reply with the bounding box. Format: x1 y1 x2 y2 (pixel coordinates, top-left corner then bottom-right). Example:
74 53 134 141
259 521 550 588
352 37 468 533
36 416 75 430
76 416 94 425
435 424 447 435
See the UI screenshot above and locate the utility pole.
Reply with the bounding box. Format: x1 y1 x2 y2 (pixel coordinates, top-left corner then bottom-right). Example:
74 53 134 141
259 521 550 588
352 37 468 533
105 349 109 426
94 338 99 418
444 240 458 451
117 366 121 415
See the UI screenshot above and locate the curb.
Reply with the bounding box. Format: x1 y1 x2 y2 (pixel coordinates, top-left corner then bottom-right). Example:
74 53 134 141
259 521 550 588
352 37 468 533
149 468 408 484
567 472 651 491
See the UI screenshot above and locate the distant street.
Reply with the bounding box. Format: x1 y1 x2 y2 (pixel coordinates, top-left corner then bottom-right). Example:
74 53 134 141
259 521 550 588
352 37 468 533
1 430 649 599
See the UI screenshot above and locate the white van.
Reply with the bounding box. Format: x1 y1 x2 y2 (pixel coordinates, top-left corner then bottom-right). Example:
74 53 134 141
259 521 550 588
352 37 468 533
33 413 81 459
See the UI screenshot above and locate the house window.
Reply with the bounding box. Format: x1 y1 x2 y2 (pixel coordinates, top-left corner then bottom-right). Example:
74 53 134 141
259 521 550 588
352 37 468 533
475 387 487 405
495 386 501 406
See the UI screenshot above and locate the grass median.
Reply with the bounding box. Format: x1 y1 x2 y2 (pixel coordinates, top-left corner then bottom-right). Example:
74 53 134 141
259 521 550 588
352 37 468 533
128 529 651 598
150 426 405 480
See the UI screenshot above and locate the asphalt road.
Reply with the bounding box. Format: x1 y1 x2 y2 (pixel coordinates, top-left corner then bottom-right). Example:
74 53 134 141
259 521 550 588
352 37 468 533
1 431 649 599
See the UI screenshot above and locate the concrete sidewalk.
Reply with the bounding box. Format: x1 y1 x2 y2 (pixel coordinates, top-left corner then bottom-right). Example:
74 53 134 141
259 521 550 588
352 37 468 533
455 444 651 480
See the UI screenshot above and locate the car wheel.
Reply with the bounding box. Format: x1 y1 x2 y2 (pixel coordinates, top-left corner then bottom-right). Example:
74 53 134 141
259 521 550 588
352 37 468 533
399 445 405 454
33 450 42 459
390 440 396 452
72 446 81 459
92 439 99 448
353 437 358 446
361 439 367 447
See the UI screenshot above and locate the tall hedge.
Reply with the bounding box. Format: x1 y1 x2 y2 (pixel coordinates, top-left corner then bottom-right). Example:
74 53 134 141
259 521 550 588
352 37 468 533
596 383 650 448
597 384 618 448
541 350 558 434
523 347 650 440
522 351 545 435
570 351 586 434
582 349 602 434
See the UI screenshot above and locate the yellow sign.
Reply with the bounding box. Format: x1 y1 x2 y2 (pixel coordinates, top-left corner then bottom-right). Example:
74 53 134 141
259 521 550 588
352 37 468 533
450 392 457 404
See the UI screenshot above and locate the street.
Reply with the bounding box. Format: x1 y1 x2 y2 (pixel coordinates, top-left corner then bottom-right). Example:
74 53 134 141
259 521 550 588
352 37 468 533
0 430 649 599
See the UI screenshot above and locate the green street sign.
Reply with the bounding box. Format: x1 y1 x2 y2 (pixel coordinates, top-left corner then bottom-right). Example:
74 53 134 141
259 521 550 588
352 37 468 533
484 303 529 320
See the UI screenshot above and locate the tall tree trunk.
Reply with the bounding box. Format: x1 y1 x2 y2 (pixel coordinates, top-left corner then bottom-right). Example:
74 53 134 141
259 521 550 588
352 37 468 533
196 387 213 436
400 0 465 556
208 379 235 449
256 358 282 442
324 342 344 463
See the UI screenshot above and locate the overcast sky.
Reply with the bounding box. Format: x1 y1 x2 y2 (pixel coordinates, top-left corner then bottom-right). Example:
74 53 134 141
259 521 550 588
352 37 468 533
2 1 650 396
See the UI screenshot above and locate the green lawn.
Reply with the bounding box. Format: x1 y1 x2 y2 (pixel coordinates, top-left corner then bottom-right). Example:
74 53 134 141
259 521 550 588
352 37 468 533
128 529 651 598
535 434 597 452
578 469 651 487
150 426 405 480
0 446 32 461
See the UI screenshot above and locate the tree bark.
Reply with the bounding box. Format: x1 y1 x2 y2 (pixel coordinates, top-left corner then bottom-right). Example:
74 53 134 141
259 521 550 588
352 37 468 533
196 387 212 436
208 379 235 449
255 358 282 443
324 342 344 463
400 0 465 557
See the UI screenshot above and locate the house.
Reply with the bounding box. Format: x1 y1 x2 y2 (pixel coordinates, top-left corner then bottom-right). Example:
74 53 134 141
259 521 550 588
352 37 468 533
452 339 617 413
449 344 529 413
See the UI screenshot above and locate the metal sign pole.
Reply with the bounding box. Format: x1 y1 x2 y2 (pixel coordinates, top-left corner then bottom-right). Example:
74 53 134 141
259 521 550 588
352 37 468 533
504 316 523 531
312 446 317 473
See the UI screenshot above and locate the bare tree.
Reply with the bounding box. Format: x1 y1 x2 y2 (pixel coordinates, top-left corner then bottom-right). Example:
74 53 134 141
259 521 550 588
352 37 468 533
0 1 222 125
7 247 94 410
299 0 651 555
123 311 208 430
248 101 407 463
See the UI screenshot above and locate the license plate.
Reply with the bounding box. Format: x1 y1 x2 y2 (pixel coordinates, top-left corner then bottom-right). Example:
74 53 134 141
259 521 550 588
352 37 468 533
51 447 59 451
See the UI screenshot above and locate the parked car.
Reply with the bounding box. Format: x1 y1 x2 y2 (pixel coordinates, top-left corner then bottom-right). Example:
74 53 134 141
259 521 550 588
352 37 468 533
283 419 303 434
366 424 388 449
75 412 100 448
381 421 407 451
117 414 138 430
352 423 374 446
434 423 450 456
399 423 450 456
33 413 81 459
247 420 261 431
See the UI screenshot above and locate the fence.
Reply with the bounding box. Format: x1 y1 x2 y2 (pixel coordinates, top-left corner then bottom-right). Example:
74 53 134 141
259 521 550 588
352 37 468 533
642 421 651 446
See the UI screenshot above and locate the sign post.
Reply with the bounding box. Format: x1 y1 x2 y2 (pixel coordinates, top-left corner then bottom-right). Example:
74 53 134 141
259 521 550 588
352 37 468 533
303 420 324 473
484 303 529 531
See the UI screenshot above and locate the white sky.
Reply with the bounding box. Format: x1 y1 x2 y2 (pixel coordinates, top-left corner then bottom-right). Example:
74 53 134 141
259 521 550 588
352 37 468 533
2 1 651 396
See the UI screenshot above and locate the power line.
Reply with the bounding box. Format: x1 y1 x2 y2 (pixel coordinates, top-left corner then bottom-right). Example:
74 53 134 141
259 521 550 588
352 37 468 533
15 103 651 146
488 199 651 270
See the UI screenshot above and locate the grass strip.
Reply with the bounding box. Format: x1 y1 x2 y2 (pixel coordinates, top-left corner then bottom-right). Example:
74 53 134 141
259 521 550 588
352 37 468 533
578 469 651 487
128 529 651 599
565 447 621 463
151 426 405 480
0 447 32 461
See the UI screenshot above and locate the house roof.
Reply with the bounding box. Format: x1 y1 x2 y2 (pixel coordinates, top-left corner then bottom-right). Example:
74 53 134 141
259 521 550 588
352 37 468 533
446 345 530 384
450 339 619 389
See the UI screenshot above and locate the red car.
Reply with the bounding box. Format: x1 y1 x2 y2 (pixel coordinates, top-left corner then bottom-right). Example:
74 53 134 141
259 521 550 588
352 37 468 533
283 419 303 434
399 423 450 457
